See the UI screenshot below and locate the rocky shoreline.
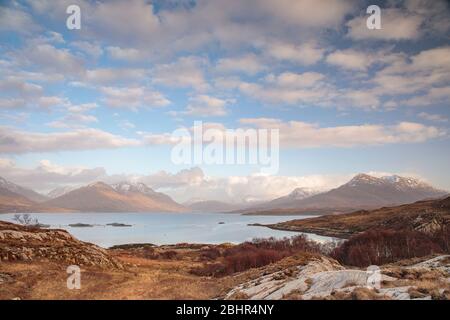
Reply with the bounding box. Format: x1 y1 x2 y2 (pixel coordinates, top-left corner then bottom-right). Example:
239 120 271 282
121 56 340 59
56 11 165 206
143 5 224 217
251 222 352 239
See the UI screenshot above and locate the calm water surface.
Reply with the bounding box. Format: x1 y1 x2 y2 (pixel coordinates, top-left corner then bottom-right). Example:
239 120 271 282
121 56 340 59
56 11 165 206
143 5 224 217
0 212 334 248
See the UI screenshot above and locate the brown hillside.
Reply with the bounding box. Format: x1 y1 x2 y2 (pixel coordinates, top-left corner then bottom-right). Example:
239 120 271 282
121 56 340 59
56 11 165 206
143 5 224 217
268 197 450 239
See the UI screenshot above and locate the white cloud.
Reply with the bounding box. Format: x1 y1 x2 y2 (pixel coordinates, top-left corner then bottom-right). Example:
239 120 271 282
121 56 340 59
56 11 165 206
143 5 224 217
47 114 98 129
265 72 325 88
0 77 43 97
0 158 107 193
85 68 147 85
402 86 450 106
165 171 351 203
0 6 40 34
0 77 68 110
373 47 450 96
326 49 376 70
0 98 26 109
418 112 448 123
86 0 160 45
347 1 450 41
266 41 325 65
71 41 103 59
346 8 423 40
0 160 350 203
236 75 337 106
18 43 84 75
153 56 209 91
46 31 65 44
259 0 355 28
0 126 139 154
410 46 450 71
216 54 265 75
37 96 68 109
240 118 445 148
100 86 170 110
142 118 445 149
106 46 147 61
182 95 231 117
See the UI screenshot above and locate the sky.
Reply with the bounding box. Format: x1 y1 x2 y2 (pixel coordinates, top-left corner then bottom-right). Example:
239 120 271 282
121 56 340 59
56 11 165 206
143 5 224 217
0 0 449 203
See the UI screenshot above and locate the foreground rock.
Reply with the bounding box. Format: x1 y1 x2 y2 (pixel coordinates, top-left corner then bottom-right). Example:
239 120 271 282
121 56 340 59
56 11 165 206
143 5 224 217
0 221 122 269
225 255 450 300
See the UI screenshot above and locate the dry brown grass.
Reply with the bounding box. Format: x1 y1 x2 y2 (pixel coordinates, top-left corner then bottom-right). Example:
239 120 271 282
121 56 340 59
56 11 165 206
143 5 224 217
0 246 243 300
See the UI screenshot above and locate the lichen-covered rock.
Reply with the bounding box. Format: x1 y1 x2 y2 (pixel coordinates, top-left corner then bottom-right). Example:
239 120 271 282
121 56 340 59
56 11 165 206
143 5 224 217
0 221 122 269
225 255 449 300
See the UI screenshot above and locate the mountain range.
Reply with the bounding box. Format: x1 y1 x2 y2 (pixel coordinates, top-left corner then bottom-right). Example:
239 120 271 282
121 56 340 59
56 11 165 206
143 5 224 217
0 178 186 213
242 174 448 215
0 173 447 214
44 181 187 213
0 177 49 203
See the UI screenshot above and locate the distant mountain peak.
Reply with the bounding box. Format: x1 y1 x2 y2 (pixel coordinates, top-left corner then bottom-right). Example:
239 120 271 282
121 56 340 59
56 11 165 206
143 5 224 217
111 181 156 195
43 181 187 213
0 176 48 202
346 173 384 187
87 181 111 189
345 173 440 191
287 187 317 200
47 185 77 199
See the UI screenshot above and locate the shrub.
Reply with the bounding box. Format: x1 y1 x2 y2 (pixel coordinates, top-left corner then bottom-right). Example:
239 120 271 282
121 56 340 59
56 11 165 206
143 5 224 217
12 214 40 227
142 247 158 259
223 248 287 274
331 228 444 267
191 235 321 276
431 225 450 253
190 263 226 277
198 248 221 261
159 250 178 260
141 248 178 260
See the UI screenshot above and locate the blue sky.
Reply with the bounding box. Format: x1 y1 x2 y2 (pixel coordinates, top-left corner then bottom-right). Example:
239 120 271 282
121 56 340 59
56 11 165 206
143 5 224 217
0 0 449 202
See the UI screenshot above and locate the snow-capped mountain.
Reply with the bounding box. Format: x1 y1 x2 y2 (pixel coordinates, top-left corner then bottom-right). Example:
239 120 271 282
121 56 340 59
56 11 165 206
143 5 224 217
111 181 155 195
286 188 318 200
47 186 77 199
345 174 444 194
44 181 187 213
0 176 48 202
294 173 448 210
245 173 448 214
246 187 319 211
380 175 435 192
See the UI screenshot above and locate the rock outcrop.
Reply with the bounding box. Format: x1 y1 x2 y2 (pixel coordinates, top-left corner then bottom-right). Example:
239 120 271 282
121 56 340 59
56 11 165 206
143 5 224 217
225 255 450 300
0 221 122 269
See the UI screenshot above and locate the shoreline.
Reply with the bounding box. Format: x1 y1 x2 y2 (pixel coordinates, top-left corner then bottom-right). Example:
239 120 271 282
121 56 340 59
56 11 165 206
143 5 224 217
250 222 351 239
248 223 347 241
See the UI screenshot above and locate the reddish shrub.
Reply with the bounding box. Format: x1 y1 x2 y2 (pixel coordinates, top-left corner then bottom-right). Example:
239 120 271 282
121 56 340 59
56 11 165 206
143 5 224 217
331 228 444 267
191 235 321 276
199 248 221 261
431 225 450 253
141 248 178 260
190 263 226 276
160 250 178 260
224 249 287 274
142 247 158 259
